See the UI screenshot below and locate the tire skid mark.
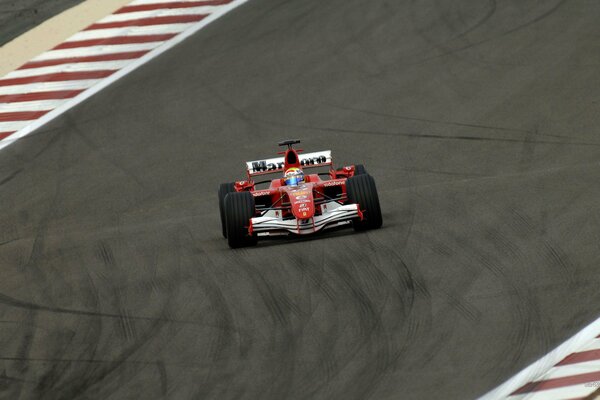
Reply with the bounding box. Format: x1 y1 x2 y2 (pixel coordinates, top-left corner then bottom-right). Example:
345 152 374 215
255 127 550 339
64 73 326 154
298 235 429 400
176 227 251 399
50 317 165 399
472 221 554 376
498 204 579 290
426 250 482 325
409 188 555 377
543 242 577 287
96 241 116 267
0 167 23 187
376 165 433 371
332 1 402 77
156 360 168 397
0 357 187 366
32 329 77 398
65 262 105 400
6 128 72 399
326 102 577 141
0 289 227 327
291 245 345 392
409 0 497 59
236 256 301 400
71 118 150 192
407 0 568 66
96 239 141 344
249 116 600 148
453 0 496 41
5 311 37 399
46 231 186 400
368 239 432 361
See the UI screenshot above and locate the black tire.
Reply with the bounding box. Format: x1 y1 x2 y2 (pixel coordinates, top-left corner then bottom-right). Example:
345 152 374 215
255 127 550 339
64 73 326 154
346 174 382 231
354 164 367 175
224 191 257 248
218 182 236 238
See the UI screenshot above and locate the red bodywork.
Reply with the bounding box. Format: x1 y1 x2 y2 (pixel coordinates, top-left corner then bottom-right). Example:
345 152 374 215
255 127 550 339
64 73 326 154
234 146 363 235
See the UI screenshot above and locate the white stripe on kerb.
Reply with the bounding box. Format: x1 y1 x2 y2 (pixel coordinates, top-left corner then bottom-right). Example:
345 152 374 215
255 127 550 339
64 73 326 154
543 359 600 379
579 338 600 352
33 43 161 61
67 24 194 41
0 100 64 113
6 61 131 79
0 80 99 96
0 121 32 132
508 383 595 400
98 6 217 23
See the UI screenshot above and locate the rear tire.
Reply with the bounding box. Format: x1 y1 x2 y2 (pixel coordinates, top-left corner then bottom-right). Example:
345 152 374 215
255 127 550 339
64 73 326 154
354 164 367 175
224 192 257 248
218 182 236 238
346 174 382 231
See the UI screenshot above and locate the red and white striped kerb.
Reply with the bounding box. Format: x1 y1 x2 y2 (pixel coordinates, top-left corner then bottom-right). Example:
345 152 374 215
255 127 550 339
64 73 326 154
0 0 244 146
481 330 600 400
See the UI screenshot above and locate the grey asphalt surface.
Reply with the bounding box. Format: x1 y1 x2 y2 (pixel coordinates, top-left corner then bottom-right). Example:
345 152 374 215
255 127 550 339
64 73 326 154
1 0 600 399
0 0 84 46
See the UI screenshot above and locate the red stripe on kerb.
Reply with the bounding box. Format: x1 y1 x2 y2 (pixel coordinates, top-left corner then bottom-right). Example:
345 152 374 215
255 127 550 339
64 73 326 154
116 0 232 13
86 14 207 30
0 132 16 140
0 90 83 103
511 371 600 395
20 51 149 69
557 349 600 366
0 71 114 87
0 111 48 122
55 34 176 49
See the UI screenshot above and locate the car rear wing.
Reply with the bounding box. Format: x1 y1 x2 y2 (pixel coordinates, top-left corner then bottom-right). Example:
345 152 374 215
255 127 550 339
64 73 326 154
246 150 332 177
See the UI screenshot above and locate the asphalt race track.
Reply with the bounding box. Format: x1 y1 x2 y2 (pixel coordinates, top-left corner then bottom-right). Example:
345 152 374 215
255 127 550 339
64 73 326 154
1 0 600 399
0 0 84 46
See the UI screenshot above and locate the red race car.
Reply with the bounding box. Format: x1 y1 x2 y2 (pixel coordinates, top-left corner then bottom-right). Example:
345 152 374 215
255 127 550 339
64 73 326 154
218 140 382 248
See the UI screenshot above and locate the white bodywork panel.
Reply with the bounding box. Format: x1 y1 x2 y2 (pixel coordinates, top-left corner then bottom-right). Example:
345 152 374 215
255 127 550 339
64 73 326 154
251 202 359 235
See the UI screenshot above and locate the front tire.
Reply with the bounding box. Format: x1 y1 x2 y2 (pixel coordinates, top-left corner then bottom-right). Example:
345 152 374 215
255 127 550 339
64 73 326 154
224 192 257 248
346 174 382 231
218 182 236 238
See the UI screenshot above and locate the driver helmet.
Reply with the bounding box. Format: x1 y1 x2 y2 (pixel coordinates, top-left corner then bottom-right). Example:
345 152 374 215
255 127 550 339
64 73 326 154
284 167 305 186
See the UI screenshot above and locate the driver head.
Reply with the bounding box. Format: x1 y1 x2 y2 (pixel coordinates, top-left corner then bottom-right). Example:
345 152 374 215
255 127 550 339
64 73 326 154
284 167 305 186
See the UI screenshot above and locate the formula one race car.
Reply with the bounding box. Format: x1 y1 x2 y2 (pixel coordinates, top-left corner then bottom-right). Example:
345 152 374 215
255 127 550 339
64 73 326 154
218 140 382 248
